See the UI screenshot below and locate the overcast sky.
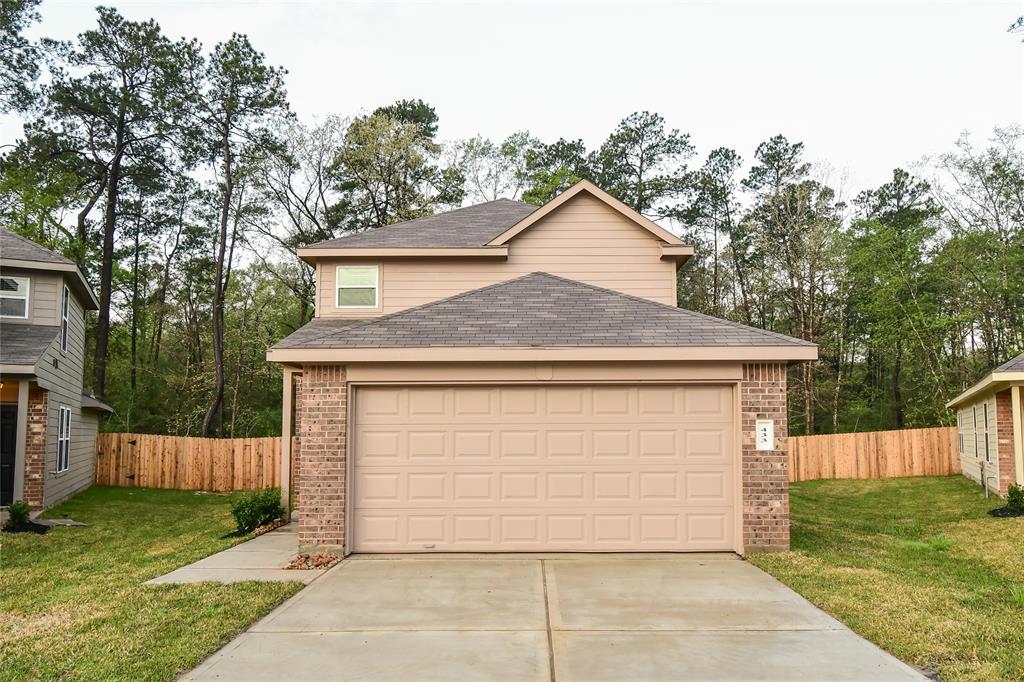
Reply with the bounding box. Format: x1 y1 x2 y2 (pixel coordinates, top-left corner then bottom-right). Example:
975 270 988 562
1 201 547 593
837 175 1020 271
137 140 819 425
5 0 1024 197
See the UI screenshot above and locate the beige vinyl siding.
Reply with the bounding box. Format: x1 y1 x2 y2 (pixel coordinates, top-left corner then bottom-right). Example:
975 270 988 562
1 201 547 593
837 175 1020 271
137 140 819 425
0 267 61 325
317 193 678 318
34 280 95 508
958 394 999 492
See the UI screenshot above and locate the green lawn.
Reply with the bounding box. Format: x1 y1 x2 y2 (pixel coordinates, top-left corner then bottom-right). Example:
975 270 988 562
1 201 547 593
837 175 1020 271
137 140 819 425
750 476 1024 682
0 486 302 681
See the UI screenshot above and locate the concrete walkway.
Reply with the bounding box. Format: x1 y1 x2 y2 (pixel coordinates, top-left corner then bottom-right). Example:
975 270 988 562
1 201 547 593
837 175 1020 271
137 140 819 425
147 523 320 585
183 554 925 681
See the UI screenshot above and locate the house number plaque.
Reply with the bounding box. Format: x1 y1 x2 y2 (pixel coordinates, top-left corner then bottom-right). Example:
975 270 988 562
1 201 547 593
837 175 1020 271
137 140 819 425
755 419 774 451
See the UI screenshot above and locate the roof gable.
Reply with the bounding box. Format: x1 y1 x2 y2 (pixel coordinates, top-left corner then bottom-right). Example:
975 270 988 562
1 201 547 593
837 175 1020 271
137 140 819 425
487 180 685 247
273 272 815 351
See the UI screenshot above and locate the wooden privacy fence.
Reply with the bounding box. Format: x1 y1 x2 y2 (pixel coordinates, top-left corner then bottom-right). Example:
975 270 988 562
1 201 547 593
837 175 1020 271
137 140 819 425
97 426 960 491
788 426 959 483
95 433 295 491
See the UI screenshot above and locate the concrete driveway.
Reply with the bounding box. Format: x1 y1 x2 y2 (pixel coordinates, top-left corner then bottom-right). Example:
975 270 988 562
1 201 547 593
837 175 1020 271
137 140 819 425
183 554 924 681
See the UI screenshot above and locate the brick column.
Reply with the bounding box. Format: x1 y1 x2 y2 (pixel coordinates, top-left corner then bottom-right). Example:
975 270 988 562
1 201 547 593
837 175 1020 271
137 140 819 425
292 374 302 511
296 365 346 551
741 363 789 552
23 384 47 509
995 389 1016 497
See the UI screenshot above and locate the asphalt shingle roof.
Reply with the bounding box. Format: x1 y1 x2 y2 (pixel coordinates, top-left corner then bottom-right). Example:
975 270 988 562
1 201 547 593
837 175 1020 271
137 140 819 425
0 230 74 265
273 273 814 350
995 352 1024 372
304 199 537 249
0 323 59 365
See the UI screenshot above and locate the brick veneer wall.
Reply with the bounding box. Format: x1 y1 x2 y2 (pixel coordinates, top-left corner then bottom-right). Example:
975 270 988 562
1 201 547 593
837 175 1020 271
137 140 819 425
741 363 790 552
995 389 1016 497
296 365 347 550
23 384 47 509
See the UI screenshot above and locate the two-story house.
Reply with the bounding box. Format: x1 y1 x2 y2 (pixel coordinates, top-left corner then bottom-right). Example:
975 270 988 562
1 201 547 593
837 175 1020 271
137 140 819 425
268 181 817 555
0 230 111 513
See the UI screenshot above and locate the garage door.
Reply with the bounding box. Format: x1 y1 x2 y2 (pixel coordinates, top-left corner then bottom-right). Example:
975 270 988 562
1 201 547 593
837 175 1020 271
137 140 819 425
352 384 736 552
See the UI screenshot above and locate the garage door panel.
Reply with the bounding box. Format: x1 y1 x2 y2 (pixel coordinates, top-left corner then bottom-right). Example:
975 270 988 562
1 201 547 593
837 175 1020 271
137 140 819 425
351 508 735 551
356 467 735 509
353 385 736 552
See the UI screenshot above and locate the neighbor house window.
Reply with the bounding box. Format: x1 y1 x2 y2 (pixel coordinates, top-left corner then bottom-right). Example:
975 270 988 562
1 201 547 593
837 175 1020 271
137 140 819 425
57 406 71 473
957 412 963 455
983 402 990 462
60 285 70 352
0 276 29 318
336 266 379 308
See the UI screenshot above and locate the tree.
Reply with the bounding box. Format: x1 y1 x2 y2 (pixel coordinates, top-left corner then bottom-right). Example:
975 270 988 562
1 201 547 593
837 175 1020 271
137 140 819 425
331 105 463 231
590 111 693 217
372 98 439 141
176 33 290 436
845 170 943 429
254 116 345 325
460 131 539 203
522 138 589 205
43 7 178 397
675 147 743 316
743 135 845 434
0 0 42 112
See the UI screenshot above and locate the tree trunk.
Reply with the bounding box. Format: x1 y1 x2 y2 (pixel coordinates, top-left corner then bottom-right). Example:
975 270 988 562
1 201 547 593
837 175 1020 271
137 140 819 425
202 130 232 436
93 106 127 398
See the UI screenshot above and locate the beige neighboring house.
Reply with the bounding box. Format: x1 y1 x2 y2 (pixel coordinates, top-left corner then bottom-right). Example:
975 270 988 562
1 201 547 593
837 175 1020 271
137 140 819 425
0 230 112 513
267 180 817 556
947 352 1024 497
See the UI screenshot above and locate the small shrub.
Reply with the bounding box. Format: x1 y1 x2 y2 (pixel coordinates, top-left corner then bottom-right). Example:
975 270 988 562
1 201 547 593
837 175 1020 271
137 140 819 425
5 500 30 528
230 487 284 533
1006 484 1024 513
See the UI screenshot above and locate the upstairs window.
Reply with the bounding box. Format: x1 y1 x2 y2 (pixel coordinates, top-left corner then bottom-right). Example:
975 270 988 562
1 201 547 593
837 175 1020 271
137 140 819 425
0 276 29 318
61 285 70 352
336 266 379 308
57 406 71 472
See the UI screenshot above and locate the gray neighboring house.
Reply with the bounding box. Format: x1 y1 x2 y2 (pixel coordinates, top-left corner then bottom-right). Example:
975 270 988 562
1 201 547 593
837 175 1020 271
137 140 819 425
0 230 111 512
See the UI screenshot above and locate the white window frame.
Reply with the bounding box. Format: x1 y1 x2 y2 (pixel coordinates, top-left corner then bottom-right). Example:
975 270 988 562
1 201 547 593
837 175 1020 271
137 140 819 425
335 265 379 309
60 285 70 352
0 275 30 319
57 406 71 473
973 406 979 459
983 402 990 462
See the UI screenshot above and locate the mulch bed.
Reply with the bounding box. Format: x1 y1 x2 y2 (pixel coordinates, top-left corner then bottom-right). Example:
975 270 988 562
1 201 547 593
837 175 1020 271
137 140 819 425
221 518 287 539
2 520 50 534
285 552 341 570
988 507 1024 518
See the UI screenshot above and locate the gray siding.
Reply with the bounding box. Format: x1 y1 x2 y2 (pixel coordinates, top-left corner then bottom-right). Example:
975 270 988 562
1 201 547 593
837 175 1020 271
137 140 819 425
0 267 61 326
35 281 95 508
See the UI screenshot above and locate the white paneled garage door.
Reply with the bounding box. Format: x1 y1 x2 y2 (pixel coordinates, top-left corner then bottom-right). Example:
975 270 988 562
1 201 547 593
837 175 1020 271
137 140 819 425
351 384 736 552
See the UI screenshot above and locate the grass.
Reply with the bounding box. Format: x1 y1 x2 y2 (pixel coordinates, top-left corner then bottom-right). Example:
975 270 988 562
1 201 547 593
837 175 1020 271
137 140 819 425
0 486 302 681
750 476 1024 682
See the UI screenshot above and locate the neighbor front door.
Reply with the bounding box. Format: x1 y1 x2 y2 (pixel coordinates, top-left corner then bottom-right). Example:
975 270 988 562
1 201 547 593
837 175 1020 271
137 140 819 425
0 405 17 507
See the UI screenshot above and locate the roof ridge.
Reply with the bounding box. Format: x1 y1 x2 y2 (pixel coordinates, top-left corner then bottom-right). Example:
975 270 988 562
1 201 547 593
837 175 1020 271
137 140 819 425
529 272 815 347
